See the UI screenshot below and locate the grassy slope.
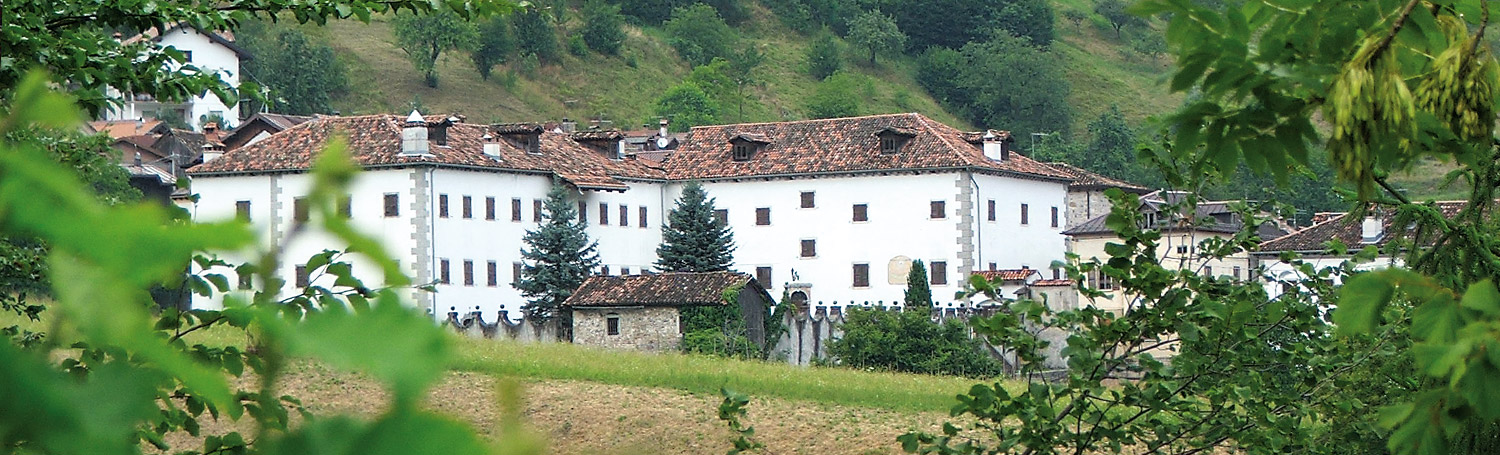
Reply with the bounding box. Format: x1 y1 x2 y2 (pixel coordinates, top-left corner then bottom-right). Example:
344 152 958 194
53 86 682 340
278 2 1178 136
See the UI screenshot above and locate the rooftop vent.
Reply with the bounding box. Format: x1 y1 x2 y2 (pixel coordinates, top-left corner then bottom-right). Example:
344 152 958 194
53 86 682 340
982 130 1009 161
1360 216 1384 244
401 110 430 155
482 133 501 158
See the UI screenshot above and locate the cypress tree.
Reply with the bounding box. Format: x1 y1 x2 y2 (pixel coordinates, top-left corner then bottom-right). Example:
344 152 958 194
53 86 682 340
516 181 600 327
656 181 735 272
904 259 932 309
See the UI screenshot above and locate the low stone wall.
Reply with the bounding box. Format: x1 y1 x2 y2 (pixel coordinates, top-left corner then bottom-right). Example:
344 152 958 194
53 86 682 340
442 310 562 343
573 307 682 352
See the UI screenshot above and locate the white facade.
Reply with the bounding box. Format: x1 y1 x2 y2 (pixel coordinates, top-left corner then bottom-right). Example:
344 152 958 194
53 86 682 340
105 26 243 130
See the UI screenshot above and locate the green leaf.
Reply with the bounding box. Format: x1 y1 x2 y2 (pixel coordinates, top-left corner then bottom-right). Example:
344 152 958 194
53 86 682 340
1334 272 1395 335
1460 279 1500 316
270 291 448 405
1412 294 1462 344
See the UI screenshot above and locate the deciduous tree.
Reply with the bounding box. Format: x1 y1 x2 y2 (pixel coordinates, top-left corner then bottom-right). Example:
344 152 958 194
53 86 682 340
581 0 626 55
804 72 862 119
471 17 517 80
512 8 560 63
241 27 348 114
655 82 721 131
955 32 1071 136
394 9 478 88
846 11 905 65
664 4 736 66
805 32 844 80
1093 0 1139 38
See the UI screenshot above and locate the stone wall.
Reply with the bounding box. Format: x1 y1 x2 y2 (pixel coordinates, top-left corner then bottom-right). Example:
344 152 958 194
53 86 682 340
442 310 562 343
1064 189 1114 229
573 306 682 352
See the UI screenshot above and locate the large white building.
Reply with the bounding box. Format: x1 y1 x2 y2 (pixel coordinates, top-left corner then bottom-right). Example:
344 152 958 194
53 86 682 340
187 112 1083 319
103 24 249 130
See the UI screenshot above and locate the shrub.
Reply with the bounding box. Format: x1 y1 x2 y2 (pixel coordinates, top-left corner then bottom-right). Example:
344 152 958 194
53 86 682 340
804 32 842 80
567 34 588 56
828 308 1003 378
804 72 861 119
664 4 736 66
581 0 625 55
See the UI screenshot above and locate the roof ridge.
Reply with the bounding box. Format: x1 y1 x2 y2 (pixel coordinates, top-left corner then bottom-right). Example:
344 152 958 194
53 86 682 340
912 113 975 166
686 112 921 130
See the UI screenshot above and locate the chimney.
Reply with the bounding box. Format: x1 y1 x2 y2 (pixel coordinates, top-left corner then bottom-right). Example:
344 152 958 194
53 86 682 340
658 118 669 137
982 131 1008 161
482 133 501 158
202 142 224 163
202 121 219 141
562 118 577 133
1360 216 1383 244
401 110 429 155
134 152 142 166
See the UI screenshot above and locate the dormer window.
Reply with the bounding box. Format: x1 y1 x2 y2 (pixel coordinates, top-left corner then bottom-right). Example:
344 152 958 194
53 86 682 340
525 134 540 154
728 132 771 162
733 143 753 161
875 126 916 155
430 124 448 146
493 123 545 154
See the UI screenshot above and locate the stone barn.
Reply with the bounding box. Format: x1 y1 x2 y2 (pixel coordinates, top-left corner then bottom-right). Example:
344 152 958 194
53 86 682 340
565 271 773 352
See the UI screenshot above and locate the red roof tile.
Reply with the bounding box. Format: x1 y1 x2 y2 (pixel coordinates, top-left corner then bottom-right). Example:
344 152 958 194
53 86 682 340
564 272 754 308
1045 162 1149 193
974 268 1042 282
1258 202 1467 252
1031 279 1074 287
664 113 1073 181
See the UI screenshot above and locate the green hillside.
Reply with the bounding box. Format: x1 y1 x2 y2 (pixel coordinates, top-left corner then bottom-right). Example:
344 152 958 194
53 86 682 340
261 1 1179 136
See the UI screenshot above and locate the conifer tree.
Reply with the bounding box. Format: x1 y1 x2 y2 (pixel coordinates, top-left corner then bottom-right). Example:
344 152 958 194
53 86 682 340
516 181 599 326
656 181 736 272
904 259 932 309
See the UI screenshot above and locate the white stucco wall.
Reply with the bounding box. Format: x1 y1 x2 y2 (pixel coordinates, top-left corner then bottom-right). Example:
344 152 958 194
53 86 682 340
972 173 1069 279
104 27 241 130
1256 253 1400 297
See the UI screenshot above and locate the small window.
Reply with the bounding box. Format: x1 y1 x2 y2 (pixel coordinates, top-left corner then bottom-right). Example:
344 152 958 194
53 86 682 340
732 144 753 161
1177 245 1189 254
440 259 451 284
800 239 816 258
238 270 253 290
463 260 474 286
1051 206 1059 228
1053 269 1061 280
619 204 629 227
526 135 540 154
988 262 997 271
462 196 473 219
930 201 946 219
1020 203 1029 225
578 202 587 223
1233 266 1242 280
601 265 610 276
487 261 498 287
852 263 870 288
599 203 609 225
512 262 523 284
606 314 620 336
338 196 352 218
714 209 728 226
987 200 996 222
880 136 898 153
756 266 772 286
534 200 544 222
295 264 309 288
930 261 948 285
438 194 449 218
293 197 309 224
182 50 193 62
621 267 631 275
852 204 868 222
800 191 815 208
639 206 648 228
486 197 497 220
755 208 771 226
512 198 522 222
235 200 251 221
1206 266 1214 277
384 194 399 217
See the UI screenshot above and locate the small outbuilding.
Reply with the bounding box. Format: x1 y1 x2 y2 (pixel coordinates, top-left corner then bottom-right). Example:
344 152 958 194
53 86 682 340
564 271 773 352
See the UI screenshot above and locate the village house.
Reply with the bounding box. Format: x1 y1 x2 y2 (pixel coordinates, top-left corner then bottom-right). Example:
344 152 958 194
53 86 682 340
1252 202 1467 295
220 113 313 151
565 271 772 351
101 23 250 131
186 111 1116 321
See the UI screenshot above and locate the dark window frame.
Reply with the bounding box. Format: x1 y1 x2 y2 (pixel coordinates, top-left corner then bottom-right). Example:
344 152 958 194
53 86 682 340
606 314 620 336
931 261 948 285
639 206 648 228
599 202 609 225
714 209 728 226
235 200 251 221
1051 206 1059 228
987 199 996 221
462 196 473 219
487 261 498 287
800 191 815 208
800 239 816 258
438 194 449 218
295 264 309 288
755 207 771 226
1020 203 1029 225
852 204 868 222
383 194 399 217
293 197 309 224
534 200 543 222
463 260 474 286
439 259 451 284
852 263 870 288
930 201 946 219
756 266 772 287
619 204 629 227
511 198 522 222
486 196 497 220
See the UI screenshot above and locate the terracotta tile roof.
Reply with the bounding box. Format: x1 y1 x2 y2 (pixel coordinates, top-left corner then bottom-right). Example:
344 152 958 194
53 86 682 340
974 268 1042 282
186 114 667 187
1063 191 1288 238
1031 279 1074 287
89 120 167 139
664 113 1073 181
124 163 177 185
1045 162 1150 193
570 130 624 141
564 271 753 308
1258 202 1467 253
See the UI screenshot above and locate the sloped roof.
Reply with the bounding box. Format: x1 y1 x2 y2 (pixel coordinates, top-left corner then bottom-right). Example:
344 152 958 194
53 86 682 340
974 268 1042 282
124 163 177 185
122 23 252 59
1045 162 1149 193
221 113 315 150
564 272 755 308
1031 279 1074 287
1258 202 1467 253
1063 191 1289 238
186 114 666 189
664 113 1073 181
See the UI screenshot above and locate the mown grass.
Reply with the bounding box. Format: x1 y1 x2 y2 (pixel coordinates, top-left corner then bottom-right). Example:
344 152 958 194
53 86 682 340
450 338 1009 413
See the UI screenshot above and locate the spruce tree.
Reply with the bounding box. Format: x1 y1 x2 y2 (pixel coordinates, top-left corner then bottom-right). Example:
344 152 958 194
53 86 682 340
656 181 735 272
516 181 599 326
904 259 932 309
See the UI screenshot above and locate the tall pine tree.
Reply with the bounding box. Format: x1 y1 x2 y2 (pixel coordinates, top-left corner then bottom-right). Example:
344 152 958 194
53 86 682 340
516 181 599 327
904 259 932 309
656 181 735 272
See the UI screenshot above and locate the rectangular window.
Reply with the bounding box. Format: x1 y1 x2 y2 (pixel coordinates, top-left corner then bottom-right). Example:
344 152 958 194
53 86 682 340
293 197 309 223
599 203 609 225
1177 245 1189 254
800 191 815 208
639 206 648 228
930 201 946 219
238 270 253 290
800 239 816 258
1233 266 1242 280
756 266 772 286
607 315 620 336
384 194 399 217
534 200 543 222
487 261 498 287
619 205 629 227
235 200 251 221
755 207 771 225
511 198 522 222
852 204 868 222
439 259 451 284
512 262 523 284
486 197 497 220
987 200 996 221
931 261 948 285
1020 203 1029 225
578 202 587 223
462 196 473 219
438 194 449 218
463 260 474 286
988 262 997 271
852 263 870 288
295 264 309 288
338 196 352 218
1051 206 1059 227
1205 266 1214 277
183 50 193 62
601 265 610 276
621 267 631 275
1053 269 1061 280
714 209 728 225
